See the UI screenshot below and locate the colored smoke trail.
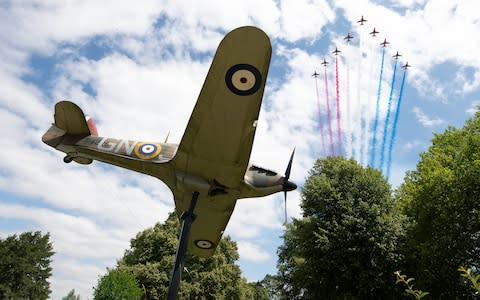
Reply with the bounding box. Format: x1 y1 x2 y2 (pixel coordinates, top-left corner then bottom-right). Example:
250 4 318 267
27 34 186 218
386 69 408 179
314 75 327 156
335 55 343 156
379 61 398 171
345 56 352 158
369 47 386 167
354 56 362 161
324 67 335 156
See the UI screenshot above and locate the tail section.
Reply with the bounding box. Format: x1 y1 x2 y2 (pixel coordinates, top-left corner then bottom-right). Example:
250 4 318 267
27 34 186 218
42 101 98 164
54 101 97 136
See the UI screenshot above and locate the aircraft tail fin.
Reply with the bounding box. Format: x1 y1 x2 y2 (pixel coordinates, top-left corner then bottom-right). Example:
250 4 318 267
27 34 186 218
54 101 98 136
42 101 98 147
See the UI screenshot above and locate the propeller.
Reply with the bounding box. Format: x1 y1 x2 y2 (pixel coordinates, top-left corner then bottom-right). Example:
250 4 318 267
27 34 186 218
282 148 297 224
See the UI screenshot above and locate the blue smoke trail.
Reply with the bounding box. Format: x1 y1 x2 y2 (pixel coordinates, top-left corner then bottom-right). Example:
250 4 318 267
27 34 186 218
369 48 385 167
379 60 398 172
386 69 408 179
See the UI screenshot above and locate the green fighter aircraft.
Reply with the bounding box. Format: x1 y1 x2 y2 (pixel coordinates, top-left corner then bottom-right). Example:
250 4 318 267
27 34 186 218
42 26 296 299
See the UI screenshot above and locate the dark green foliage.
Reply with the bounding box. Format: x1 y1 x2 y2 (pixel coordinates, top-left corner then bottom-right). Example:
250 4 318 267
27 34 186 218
260 274 282 299
398 111 480 298
93 268 142 300
113 212 254 299
0 231 54 299
245 281 269 300
277 157 406 299
62 289 81 300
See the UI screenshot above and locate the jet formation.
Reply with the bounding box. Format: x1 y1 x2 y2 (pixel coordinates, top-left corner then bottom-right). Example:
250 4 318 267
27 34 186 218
326 16 409 68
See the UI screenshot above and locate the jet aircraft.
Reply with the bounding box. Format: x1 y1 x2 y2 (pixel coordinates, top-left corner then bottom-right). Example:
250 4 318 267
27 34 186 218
370 27 379 36
332 47 341 55
357 16 367 25
402 62 411 69
380 38 390 47
312 71 320 77
344 33 353 42
321 59 329 66
42 26 296 300
393 51 402 59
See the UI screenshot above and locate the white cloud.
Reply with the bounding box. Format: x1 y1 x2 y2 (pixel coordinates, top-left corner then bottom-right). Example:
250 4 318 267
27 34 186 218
0 0 164 54
278 0 335 42
237 241 271 262
412 106 444 127
462 70 480 94
466 100 480 115
402 140 423 151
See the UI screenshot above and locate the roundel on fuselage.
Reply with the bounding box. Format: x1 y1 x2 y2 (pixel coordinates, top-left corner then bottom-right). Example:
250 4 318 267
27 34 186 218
225 64 261 96
134 142 162 160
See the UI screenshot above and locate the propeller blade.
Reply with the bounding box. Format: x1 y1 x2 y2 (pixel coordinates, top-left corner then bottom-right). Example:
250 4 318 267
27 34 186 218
283 148 296 225
284 148 295 180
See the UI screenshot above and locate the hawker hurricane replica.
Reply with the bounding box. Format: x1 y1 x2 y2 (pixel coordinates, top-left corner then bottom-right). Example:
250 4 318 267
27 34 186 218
42 26 296 299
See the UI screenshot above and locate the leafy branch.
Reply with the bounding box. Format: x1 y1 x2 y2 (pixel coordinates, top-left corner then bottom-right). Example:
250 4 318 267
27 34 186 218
394 271 429 299
458 266 480 293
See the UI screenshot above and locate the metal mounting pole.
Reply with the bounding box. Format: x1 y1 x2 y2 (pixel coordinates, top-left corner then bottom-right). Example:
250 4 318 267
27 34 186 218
167 191 199 300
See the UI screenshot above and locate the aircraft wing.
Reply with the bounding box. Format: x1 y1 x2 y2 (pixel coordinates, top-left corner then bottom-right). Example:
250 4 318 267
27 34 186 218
171 26 271 257
173 26 272 188
174 191 237 257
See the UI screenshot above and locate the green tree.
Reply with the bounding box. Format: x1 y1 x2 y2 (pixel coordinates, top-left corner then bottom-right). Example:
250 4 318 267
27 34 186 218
277 157 406 299
93 268 142 300
114 212 254 299
260 274 281 299
0 231 54 299
62 289 81 300
397 111 480 298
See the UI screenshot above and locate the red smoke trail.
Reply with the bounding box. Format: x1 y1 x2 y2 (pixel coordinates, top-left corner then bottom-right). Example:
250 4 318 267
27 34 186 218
324 66 334 156
335 55 343 156
314 76 327 156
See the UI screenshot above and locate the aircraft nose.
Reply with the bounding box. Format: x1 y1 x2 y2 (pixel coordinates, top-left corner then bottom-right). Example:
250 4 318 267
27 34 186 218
283 180 297 192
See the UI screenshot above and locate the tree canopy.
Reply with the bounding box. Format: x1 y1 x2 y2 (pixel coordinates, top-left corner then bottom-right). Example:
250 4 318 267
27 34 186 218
62 289 81 300
96 212 260 299
277 157 406 299
0 231 54 299
397 111 480 298
93 268 142 300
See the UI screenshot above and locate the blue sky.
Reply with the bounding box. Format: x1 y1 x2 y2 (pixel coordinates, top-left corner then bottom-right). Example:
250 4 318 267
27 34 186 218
1 0 479 298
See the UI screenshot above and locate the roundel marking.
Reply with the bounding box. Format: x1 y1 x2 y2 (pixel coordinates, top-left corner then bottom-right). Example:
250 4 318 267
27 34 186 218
134 142 162 160
194 239 214 249
225 64 262 96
